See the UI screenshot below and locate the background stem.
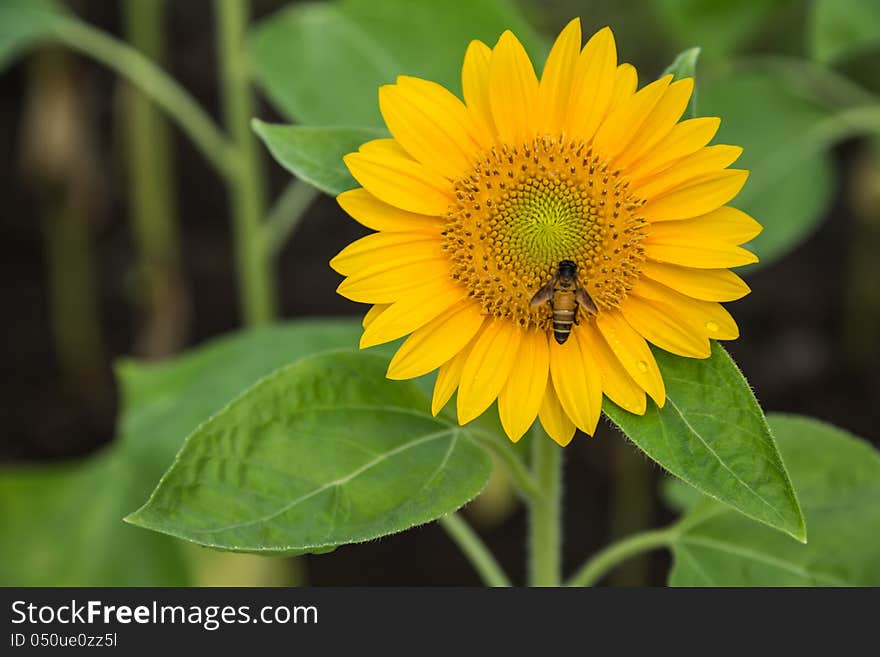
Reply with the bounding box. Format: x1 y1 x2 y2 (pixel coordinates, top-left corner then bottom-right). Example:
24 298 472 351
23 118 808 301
440 513 511 587
216 0 275 326
52 17 232 178
528 428 563 586
123 0 190 358
606 441 654 585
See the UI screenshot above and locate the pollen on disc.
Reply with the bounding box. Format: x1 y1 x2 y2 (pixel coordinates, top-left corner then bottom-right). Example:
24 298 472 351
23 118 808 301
442 135 648 331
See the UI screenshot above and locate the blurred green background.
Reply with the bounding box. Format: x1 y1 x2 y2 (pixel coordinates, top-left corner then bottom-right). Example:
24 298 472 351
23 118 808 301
1 0 878 586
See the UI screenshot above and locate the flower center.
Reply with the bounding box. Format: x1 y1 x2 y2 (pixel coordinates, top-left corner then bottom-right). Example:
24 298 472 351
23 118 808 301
442 135 648 330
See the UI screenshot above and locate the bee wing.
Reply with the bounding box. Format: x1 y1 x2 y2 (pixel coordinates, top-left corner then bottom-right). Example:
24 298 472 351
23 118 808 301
576 286 599 316
530 278 556 307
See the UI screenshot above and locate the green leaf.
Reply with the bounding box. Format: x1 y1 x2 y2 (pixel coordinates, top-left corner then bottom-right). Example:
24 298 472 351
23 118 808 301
0 320 364 585
810 0 880 64
127 351 492 553
668 414 880 586
604 342 805 542
653 0 787 59
248 0 546 126
0 0 63 70
700 68 835 268
252 121 384 195
0 451 189 586
661 47 701 117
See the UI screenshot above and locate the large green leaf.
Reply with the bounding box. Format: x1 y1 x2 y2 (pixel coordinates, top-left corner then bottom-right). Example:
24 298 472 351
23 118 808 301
604 342 805 542
252 121 384 195
248 0 545 126
0 320 364 585
126 351 492 553
810 0 880 64
668 414 880 586
0 0 63 70
700 68 835 268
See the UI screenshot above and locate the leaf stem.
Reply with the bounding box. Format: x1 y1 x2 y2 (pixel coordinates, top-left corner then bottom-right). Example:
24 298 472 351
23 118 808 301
467 427 541 501
216 0 276 325
439 513 511 587
528 426 562 586
566 528 674 587
51 16 234 179
262 179 321 258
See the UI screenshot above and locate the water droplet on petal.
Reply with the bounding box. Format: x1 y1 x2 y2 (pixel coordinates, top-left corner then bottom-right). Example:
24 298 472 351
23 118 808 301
706 321 719 333
636 360 648 373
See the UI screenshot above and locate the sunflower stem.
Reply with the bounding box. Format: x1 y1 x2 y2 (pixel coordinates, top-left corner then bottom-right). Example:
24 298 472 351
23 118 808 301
439 513 511 587
565 528 674 587
527 426 563 586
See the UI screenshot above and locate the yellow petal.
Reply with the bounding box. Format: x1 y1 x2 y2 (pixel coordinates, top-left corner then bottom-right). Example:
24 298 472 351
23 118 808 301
628 117 721 183
359 278 466 348
489 30 539 144
636 145 743 200
498 328 550 442
538 380 576 446
379 76 481 179
640 261 751 301
337 259 449 303
640 169 749 222
432 338 475 416
609 63 637 110
387 300 485 379
462 40 496 145
595 310 666 406
337 188 445 232
548 328 602 435
457 319 522 424
615 77 694 168
593 75 672 162
344 146 452 216
330 231 444 276
362 303 389 329
620 294 711 358
647 206 763 244
644 239 759 269
631 277 739 341
538 18 582 136
565 26 617 142
578 323 646 414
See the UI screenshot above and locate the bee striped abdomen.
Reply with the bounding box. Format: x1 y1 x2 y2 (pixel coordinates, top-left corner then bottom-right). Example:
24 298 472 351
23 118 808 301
551 293 577 344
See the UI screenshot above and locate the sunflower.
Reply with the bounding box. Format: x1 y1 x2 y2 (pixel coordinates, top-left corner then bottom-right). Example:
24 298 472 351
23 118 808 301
330 19 761 446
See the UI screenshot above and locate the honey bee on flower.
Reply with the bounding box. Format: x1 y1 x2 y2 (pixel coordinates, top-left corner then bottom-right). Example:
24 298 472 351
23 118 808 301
331 19 760 446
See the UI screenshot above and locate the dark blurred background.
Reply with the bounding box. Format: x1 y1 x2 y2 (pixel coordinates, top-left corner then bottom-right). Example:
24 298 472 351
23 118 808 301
1 0 878 585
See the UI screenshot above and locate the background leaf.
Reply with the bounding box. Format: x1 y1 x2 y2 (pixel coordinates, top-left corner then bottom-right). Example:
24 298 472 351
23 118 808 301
604 342 805 541
809 0 880 64
700 68 835 268
653 0 787 59
252 122 384 195
667 414 880 586
127 351 492 553
248 0 546 126
0 0 63 70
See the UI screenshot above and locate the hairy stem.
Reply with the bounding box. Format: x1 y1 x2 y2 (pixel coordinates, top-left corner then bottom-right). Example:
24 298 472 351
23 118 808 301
528 428 563 586
566 528 674 587
440 513 511 587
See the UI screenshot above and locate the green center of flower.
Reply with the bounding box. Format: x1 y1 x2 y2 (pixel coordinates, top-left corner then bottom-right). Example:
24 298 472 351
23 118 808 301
442 135 648 330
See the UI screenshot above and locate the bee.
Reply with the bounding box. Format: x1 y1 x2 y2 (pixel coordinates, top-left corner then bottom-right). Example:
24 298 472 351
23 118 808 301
530 260 598 345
